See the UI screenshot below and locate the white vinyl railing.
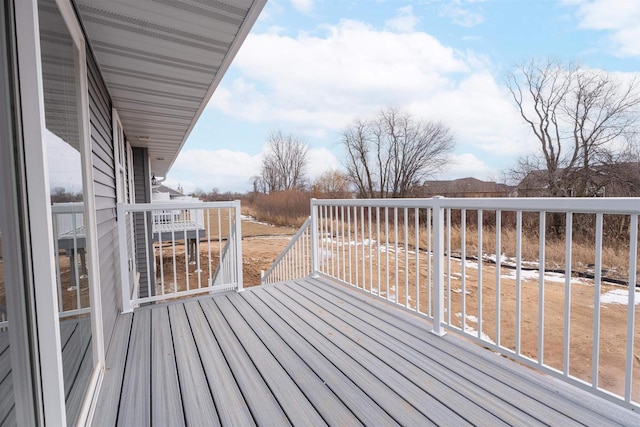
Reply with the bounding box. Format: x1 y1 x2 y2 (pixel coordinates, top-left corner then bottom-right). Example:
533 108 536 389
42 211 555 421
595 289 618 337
51 202 91 319
265 196 640 409
118 200 243 311
261 217 312 284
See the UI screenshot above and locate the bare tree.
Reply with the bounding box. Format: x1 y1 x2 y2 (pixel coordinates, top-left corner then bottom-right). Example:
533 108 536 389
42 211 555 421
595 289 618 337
311 170 351 198
507 59 640 197
258 131 309 193
341 108 455 198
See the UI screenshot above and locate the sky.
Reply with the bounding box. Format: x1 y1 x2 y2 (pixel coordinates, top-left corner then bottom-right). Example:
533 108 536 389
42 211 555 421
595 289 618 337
164 0 640 194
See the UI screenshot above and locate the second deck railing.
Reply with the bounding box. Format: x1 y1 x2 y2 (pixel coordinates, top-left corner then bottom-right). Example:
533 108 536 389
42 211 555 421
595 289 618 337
118 200 243 311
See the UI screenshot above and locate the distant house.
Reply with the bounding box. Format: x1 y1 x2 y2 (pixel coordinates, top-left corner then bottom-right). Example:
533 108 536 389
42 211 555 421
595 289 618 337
152 184 184 200
516 162 640 197
418 177 514 198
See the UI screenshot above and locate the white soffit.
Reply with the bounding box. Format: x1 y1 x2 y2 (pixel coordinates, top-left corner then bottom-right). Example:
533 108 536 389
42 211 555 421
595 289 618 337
75 0 265 176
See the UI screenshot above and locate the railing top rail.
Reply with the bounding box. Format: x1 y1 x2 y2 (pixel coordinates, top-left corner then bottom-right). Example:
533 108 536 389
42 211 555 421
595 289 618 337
311 197 640 214
121 200 240 212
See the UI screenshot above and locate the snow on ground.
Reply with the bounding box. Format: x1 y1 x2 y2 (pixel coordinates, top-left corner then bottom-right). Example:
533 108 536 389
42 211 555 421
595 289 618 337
240 214 274 227
600 288 640 305
454 312 495 344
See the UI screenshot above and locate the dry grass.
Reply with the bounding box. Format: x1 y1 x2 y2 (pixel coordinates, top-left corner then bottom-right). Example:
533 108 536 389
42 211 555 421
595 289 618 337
244 190 310 227
321 209 637 282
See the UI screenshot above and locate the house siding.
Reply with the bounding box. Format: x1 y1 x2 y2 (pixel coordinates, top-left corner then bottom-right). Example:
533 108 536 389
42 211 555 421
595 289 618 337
132 147 154 298
87 48 119 349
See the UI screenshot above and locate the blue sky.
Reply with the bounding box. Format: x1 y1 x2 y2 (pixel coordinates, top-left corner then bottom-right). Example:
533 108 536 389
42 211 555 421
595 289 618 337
165 0 640 193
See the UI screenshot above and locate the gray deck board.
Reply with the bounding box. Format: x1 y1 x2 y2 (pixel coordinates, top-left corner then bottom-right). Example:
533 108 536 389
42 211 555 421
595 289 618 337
118 309 151 426
0 373 12 426
182 300 255 427
0 317 95 427
150 307 184 427
278 283 512 426
261 285 460 426
290 280 557 426
167 304 219 427
241 291 399 427
218 295 358 426
0 340 12 425
93 314 132 427
94 277 640 426
198 298 292 426
303 277 626 426
253 288 435 426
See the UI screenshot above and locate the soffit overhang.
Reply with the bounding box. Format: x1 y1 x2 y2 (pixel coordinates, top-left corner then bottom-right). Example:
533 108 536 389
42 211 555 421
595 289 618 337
75 0 266 176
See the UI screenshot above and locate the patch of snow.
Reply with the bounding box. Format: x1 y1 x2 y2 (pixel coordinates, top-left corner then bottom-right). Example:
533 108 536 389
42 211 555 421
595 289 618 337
486 253 508 264
601 289 640 305
463 260 479 269
451 288 472 295
500 269 592 286
240 214 274 227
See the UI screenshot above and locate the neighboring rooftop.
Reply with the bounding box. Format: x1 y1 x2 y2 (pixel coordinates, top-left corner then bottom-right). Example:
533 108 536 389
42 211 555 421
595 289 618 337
418 177 514 198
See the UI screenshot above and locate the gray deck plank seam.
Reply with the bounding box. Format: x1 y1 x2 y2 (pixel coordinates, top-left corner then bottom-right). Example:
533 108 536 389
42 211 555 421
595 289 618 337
113 314 134 425
286 280 554 426
117 310 152 426
303 277 626 426
253 287 437 426
168 304 220 426
267 285 477 426
93 313 133 427
180 303 222 426
151 307 185 426
165 306 189 427
198 298 292 426
240 291 401 427
183 301 256 426
223 294 363 426
211 297 326 426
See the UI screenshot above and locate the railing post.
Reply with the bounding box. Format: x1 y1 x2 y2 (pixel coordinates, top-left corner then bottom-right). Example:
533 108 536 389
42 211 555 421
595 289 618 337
117 203 132 313
310 198 319 277
431 196 446 336
233 200 244 291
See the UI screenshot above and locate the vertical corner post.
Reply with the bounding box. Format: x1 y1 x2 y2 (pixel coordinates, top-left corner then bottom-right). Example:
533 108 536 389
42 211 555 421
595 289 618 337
234 200 244 291
310 199 319 277
431 196 447 336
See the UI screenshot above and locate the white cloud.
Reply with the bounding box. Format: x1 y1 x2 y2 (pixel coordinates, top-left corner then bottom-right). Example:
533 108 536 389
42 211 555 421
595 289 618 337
440 153 497 180
166 146 339 193
306 147 339 180
569 0 640 57
384 6 419 33
406 73 531 155
211 20 479 129
290 0 313 13
167 149 262 193
209 19 529 158
439 1 485 27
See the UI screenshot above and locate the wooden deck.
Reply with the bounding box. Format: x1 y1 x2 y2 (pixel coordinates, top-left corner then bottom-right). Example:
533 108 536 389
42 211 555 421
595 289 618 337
94 277 640 426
